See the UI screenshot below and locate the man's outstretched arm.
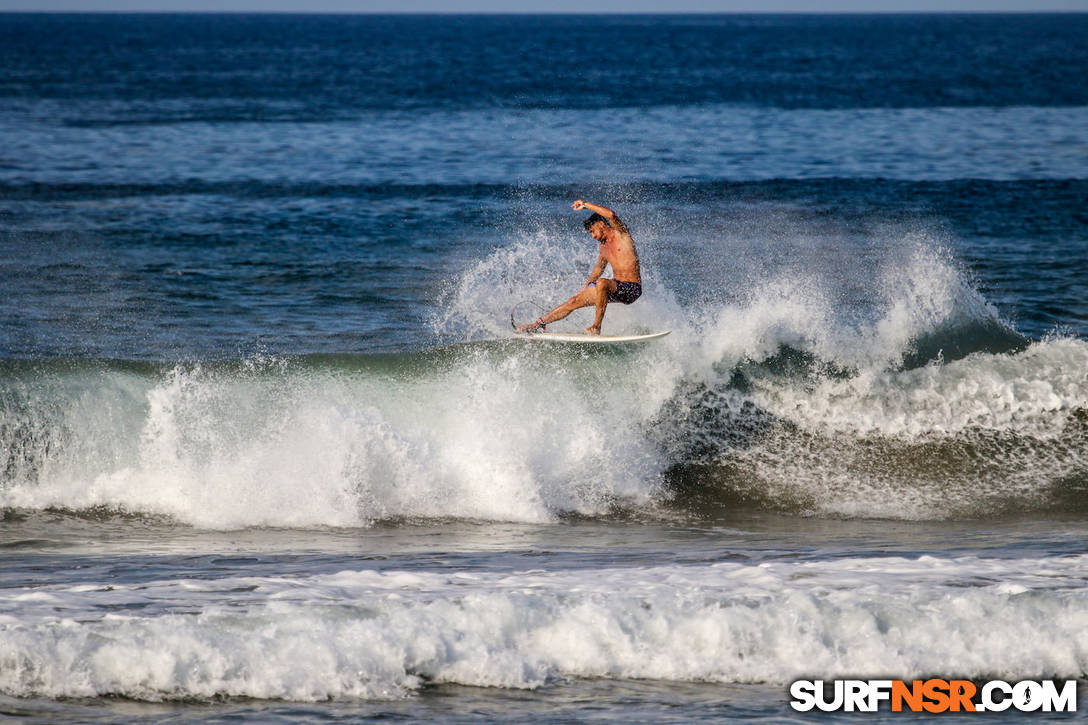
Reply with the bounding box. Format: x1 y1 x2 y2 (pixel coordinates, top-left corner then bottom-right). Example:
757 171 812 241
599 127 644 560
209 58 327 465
572 199 630 234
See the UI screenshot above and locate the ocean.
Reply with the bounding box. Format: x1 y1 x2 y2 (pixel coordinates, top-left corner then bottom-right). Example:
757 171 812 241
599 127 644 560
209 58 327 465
1 12 1087 722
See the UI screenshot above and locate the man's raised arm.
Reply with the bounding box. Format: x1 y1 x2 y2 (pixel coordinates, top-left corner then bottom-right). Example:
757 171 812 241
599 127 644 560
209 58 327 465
572 199 630 234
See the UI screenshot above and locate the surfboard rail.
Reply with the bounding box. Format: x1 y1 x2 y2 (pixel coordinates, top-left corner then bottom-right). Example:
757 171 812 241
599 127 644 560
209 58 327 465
513 330 671 344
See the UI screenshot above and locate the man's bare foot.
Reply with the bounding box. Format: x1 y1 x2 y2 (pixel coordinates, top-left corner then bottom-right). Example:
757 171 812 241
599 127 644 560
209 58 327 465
517 320 544 333
585 326 601 335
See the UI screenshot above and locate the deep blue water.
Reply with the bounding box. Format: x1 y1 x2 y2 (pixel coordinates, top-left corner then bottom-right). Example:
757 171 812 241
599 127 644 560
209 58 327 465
3 14 1087 110
0 13 1086 723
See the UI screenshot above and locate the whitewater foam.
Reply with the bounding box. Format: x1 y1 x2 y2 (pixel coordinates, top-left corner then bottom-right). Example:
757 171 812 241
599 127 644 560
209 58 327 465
0 354 664 528
2 554 1085 700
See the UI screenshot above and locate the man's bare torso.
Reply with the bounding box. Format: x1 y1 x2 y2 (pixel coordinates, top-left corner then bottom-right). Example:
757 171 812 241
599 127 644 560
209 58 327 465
601 223 641 283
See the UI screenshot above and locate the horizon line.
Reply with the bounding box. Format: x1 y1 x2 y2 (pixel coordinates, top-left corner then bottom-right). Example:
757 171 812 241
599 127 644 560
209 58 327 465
1 8 1085 13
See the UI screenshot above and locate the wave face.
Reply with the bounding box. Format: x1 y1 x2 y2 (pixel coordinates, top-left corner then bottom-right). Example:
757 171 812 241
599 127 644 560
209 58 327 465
1 228 1085 527
2 554 1086 700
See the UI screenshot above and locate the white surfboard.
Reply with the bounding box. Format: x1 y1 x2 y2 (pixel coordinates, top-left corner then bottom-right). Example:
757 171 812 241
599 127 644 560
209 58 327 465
514 330 671 344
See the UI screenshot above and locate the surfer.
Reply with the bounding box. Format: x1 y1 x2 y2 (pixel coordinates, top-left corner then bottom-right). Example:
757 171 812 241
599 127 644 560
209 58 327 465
517 200 642 335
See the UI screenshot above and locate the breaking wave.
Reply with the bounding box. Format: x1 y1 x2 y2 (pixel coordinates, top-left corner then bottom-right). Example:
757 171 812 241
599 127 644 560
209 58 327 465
1 232 1085 526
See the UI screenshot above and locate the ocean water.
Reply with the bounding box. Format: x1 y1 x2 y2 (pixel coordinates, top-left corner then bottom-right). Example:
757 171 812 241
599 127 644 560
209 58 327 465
1 12 1087 722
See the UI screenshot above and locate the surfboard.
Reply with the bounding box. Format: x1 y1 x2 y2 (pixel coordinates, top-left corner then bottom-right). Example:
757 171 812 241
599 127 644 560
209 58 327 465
513 330 671 344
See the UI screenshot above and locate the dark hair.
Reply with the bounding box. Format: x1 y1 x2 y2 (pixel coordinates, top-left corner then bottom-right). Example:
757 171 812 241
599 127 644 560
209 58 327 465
583 213 609 231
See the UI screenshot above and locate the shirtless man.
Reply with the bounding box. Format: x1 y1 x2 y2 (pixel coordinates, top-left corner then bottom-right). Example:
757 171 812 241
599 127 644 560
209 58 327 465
517 200 642 335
